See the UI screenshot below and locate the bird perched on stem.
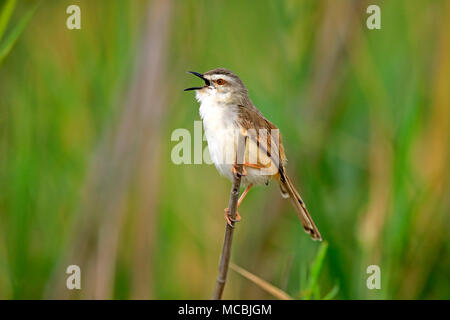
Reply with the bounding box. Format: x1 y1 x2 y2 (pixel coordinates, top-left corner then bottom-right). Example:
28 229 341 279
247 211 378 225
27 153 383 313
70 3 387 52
185 68 322 241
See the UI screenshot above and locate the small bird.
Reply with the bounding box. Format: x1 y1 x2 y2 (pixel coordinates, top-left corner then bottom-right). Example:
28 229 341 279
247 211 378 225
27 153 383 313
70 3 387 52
185 68 322 241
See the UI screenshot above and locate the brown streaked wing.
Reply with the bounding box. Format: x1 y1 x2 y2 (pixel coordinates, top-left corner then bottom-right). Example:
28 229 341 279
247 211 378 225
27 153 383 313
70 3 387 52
236 105 286 174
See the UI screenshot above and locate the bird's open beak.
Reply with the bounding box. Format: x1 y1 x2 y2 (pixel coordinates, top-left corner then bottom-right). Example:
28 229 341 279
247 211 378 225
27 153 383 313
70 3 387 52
184 71 211 91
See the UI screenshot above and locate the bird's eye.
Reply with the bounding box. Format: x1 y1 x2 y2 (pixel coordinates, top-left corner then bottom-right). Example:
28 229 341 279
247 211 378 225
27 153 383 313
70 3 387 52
216 79 225 85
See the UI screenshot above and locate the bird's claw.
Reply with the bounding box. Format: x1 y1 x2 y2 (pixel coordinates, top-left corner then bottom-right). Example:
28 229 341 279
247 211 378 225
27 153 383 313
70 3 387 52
231 164 247 179
224 208 241 227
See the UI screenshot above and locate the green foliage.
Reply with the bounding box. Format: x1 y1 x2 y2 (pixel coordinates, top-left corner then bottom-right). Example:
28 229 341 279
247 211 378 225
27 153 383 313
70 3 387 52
0 0 16 40
302 242 331 299
0 0 37 65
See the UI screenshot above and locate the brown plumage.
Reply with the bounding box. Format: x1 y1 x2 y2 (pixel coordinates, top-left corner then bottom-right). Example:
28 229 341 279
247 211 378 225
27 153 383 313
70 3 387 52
186 67 322 241
237 102 322 241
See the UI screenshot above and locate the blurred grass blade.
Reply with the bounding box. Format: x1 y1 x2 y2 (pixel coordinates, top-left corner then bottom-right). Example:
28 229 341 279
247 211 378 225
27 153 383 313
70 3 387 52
230 263 294 300
0 0 16 41
323 284 339 300
0 2 37 65
304 241 328 300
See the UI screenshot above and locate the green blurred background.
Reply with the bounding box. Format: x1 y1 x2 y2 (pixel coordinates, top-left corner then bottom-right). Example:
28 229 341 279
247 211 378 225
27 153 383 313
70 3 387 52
0 0 449 299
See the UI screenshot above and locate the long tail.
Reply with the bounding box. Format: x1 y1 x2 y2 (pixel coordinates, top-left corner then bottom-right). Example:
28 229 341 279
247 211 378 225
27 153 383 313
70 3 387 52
278 171 322 241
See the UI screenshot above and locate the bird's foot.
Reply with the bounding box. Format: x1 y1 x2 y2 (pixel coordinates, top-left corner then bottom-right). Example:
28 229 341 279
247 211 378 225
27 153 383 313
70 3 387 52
231 164 247 179
224 208 241 227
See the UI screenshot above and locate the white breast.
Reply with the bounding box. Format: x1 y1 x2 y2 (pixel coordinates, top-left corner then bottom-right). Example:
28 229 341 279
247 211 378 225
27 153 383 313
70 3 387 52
199 96 237 182
198 96 270 186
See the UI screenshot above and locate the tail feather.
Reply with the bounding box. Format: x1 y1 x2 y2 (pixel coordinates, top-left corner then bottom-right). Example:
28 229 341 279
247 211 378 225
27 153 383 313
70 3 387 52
279 171 322 241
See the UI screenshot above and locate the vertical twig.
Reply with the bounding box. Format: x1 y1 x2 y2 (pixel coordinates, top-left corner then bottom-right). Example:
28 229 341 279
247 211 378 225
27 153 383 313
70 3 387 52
212 135 246 300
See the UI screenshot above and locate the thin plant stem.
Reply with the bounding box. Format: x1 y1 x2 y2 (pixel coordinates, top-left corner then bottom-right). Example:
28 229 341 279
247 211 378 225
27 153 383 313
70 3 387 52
212 135 246 300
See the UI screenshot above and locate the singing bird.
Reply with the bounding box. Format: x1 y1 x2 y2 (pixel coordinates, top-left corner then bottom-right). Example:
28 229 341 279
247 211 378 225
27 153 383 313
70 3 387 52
185 68 322 241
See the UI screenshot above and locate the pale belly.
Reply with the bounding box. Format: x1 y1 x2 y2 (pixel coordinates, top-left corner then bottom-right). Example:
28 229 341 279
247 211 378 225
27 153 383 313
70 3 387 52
200 101 271 186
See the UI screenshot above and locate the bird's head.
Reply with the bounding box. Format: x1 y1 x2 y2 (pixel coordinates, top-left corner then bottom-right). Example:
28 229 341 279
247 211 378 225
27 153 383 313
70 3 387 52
184 68 248 104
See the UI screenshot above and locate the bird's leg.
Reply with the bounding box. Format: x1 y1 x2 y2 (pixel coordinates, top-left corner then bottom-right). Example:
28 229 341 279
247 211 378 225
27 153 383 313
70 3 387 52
237 183 253 208
243 161 269 169
224 184 253 227
232 163 247 178
231 161 269 179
